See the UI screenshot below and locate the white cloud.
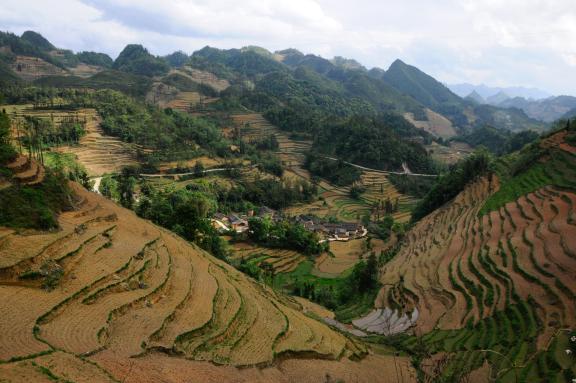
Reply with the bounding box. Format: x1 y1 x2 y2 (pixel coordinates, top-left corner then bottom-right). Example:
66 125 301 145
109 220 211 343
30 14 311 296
0 0 574 95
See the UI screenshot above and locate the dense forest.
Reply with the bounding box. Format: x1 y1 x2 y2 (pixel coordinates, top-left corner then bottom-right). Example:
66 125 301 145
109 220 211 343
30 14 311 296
311 114 434 173
305 154 361 186
454 125 540 154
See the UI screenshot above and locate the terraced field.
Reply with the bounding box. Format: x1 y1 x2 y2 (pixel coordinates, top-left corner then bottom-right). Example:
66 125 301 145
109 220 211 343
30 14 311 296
313 238 390 279
9 56 67 81
147 82 219 114
0 180 422 383
404 108 457 139
229 242 306 274
57 116 139 176
373 132 576 379
231 113 417 223
425 141 473 165
162 91 219 114
4 155 45 186
171 66 231 92
6 104 140 176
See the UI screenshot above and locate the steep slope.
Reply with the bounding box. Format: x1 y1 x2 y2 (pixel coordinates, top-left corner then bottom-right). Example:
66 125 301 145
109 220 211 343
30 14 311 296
20 31 55 52
113 44 169 77
382 59 463 109
0 179 417 382
372 128 576 380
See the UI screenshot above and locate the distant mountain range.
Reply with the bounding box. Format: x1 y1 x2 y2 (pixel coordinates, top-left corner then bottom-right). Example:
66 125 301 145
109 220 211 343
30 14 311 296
449 83 553 100
457 83 576 122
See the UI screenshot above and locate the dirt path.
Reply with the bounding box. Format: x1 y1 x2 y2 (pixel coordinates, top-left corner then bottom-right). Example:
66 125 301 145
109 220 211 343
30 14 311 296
319 156 437 177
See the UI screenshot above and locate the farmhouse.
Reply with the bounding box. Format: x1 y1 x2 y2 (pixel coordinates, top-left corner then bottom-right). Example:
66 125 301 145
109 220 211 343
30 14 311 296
228 214 249 233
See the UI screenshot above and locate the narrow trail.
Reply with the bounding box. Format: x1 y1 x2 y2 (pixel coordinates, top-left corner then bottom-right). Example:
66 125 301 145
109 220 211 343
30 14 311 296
139 165 257 178
319 156 438 177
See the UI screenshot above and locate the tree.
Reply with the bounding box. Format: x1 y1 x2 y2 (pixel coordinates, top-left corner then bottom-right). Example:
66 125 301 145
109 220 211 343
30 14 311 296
248 217 271 243
117 167 138 208
350 184 364 199
194 160 205 177
0 111 16 164
100 174 117 199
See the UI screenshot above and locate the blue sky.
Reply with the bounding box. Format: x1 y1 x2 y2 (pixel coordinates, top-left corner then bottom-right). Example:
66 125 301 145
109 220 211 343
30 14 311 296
1 0 575 95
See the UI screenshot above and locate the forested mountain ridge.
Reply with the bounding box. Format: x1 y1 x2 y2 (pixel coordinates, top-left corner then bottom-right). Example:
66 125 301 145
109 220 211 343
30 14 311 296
381 59 463 109
0 31 546 136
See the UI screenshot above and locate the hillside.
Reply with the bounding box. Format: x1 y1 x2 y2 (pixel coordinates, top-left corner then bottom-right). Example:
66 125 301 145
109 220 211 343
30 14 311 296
0 31 109 82
0 30 548 137
381 59 463 110
0 177 418 382
373 127 576 380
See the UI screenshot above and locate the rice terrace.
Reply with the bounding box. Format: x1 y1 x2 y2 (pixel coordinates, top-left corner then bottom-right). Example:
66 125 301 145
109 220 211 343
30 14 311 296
1 3 576 382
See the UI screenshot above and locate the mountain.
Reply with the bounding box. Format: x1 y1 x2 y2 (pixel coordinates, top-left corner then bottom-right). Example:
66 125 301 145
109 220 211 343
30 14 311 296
274 48 305 66
20 30 55 51
486 90 510 105
76 51 114 68
449 83 553 100
0 31 546 134
0 31 63 68
465 90 485 104
113 44 169 77
163 50 189 68
0 31 117 83
453 125 539 154
499 95 576 122
381 59 463 109
331 56 366 70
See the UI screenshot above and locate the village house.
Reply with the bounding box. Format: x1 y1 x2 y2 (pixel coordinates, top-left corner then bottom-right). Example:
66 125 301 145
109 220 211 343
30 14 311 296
228 214 249 233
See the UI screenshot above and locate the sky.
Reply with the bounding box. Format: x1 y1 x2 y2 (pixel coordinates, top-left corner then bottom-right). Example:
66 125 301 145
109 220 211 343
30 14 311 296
1 0 575 95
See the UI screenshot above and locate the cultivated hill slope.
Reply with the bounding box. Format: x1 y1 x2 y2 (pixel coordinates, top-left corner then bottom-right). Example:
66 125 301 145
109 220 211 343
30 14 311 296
375 128 576 380
0 181 418 382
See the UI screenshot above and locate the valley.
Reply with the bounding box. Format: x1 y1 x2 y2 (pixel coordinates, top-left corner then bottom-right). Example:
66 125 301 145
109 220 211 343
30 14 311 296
0 27 574 383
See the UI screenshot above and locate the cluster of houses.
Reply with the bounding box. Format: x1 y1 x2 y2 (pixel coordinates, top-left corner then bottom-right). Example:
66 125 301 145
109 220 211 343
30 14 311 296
295 215 367 241
211 207 366 242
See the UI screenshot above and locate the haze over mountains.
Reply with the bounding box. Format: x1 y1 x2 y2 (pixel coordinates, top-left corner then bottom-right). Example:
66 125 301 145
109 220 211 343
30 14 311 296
450 82 576 123
449 83 554 101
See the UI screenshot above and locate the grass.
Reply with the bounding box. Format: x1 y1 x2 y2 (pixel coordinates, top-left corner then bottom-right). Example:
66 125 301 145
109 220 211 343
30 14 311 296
480 147 576 216
270 260 375 322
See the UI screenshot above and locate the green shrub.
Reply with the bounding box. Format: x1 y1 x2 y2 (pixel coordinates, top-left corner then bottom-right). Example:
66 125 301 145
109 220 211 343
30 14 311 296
0 170 72 230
